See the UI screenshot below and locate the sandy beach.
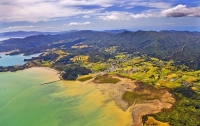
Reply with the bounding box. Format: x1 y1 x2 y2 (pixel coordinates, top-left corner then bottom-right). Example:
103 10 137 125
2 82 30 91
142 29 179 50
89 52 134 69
23 67 61 82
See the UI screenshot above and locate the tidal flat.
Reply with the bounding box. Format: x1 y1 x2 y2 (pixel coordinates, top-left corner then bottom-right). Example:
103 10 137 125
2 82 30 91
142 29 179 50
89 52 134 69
0 67 132 126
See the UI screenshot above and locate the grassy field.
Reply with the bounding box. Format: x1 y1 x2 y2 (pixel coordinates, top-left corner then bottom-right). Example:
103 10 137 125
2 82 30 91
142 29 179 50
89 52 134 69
88 62 109 72
77 75 93 82
41 60 52 67
106 56 200 91
71 44 88 49
122 84 164 106
93 75 120 84
70 55 89 62
76 55 200 92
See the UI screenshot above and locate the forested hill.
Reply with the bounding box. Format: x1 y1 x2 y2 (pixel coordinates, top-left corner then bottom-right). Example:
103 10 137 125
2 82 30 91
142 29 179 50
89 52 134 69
0 30 200 69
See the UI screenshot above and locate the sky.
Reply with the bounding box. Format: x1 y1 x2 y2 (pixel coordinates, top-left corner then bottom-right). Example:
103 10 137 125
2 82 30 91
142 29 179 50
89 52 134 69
0 0 200 32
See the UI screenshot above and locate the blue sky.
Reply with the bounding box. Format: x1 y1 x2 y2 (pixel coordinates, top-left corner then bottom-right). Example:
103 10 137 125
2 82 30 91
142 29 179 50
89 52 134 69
0 0 200 32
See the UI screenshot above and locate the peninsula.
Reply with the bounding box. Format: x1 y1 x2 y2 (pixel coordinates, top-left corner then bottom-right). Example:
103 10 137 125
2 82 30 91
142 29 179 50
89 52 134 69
0 30 200 125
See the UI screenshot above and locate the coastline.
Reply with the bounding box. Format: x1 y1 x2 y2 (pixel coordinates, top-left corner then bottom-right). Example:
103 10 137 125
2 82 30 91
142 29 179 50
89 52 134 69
82 75 175 126
2 67 175 126
30 67 61 74
20 67 61 83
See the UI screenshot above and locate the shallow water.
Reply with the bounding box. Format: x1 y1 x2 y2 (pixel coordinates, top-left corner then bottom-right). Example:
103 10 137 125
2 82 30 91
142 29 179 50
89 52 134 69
0 53 40 66
0 68 132 126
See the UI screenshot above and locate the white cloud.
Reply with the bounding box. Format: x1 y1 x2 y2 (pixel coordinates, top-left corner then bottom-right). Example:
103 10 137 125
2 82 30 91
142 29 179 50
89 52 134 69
98 4 200 21
98 12 133 21
120 0 172 9
162 4 200 17
0 0 172 23
82 15 90 18
0 0 199 24
130 13 153 19
98 10 161 21
67 22 91 26
59 0 114 7
0 0 103 22
4 25 37 30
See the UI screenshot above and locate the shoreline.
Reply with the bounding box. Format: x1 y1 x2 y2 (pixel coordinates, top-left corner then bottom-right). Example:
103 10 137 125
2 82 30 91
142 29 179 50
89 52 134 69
1 66 176 126
83 76 176 126
30 66 61 74
24 67 61 82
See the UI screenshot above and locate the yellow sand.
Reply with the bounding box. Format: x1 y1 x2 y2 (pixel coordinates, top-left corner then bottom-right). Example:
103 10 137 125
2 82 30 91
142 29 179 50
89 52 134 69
145 116 170 126
58 81 133 126
24 67 60 81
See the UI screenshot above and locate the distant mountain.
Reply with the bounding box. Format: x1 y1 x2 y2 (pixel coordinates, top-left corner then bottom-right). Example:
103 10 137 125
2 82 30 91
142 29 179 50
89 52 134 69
0 31 65 38
0 30 199 69
104 29 130 34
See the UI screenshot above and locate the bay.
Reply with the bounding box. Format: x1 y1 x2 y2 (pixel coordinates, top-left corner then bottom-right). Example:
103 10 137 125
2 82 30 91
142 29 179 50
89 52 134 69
0 53 40 66
0 68 132 126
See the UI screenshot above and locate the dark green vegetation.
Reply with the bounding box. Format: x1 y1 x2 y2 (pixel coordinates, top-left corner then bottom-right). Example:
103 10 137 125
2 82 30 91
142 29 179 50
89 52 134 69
93 75 120 84
143 87 200 126
24 53 59 62
123 91 140 105
0 65 27 72
77 76 93 82
0 30 200 125
61 64 92 80
0 30 200 69
122 84 163 106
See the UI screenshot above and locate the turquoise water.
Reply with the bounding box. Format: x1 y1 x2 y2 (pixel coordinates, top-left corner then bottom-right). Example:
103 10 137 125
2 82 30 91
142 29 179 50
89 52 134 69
0 68 132 126
0 53 40 66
